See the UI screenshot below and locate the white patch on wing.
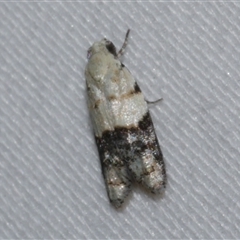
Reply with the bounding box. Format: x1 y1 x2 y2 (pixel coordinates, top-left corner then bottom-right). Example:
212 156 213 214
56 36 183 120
110 94 147 128
86 48 147 137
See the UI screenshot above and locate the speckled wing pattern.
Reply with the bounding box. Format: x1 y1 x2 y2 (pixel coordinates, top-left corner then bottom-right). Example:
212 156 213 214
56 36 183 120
85 30 166 208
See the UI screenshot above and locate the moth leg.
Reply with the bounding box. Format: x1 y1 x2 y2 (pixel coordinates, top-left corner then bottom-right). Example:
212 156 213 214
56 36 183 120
146 97 163 105
117 29 130 58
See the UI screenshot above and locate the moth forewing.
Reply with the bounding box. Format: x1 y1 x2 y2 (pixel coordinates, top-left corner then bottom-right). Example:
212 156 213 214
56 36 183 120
85 30 166 208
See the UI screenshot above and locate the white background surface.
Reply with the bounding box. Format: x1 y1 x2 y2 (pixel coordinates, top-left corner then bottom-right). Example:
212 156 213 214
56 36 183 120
1 2 240 239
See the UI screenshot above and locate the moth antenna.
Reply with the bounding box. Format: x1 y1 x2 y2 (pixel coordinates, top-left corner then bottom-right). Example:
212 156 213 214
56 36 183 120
117 29 130 58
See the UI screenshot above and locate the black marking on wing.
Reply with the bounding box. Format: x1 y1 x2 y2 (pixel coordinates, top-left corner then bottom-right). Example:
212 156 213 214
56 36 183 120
134 83 142 94
121 63 125 69
97 113 162 162
105 41 117 56
96 112 166 188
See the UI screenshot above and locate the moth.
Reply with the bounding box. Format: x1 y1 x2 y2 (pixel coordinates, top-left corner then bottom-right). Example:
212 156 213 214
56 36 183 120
85 29 166 208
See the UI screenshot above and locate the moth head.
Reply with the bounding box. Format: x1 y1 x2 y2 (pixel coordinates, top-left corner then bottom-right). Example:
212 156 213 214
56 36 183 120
87 38 117 59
